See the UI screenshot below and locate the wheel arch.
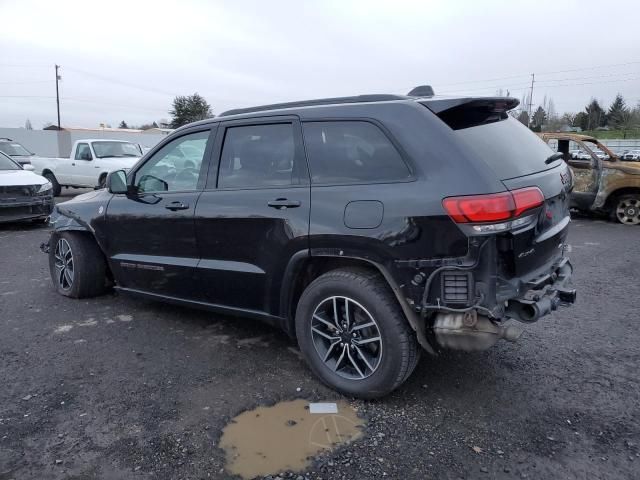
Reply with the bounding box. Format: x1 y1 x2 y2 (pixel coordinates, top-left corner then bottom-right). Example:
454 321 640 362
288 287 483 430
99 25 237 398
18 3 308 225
280 252 435 354
50 218 113 280
603 186 640 210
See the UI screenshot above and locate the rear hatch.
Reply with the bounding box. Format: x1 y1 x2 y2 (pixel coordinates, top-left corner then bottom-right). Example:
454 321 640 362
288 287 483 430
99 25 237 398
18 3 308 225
424 98 572 278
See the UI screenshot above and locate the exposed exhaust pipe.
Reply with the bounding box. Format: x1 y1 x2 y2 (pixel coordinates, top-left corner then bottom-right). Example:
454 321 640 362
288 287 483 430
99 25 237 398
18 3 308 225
433 311 524 351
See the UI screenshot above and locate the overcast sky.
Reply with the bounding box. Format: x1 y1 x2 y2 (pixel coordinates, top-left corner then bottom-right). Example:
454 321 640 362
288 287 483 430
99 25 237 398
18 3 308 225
1 0 638 129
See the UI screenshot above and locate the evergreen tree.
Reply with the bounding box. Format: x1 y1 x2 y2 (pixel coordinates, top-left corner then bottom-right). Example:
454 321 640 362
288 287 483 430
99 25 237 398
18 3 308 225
169 93 213 128
517 110 529 126
531 106 547 131
119 120 129 129
584 99 605 130
607 94 629 129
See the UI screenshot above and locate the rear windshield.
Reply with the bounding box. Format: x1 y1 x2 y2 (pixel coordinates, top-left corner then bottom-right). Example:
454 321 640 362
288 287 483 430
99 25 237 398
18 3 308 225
453 117 555 179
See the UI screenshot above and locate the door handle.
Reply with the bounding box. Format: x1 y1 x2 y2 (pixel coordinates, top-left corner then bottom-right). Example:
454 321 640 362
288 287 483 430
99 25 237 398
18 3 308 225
165 201 190 211
268 198 301 209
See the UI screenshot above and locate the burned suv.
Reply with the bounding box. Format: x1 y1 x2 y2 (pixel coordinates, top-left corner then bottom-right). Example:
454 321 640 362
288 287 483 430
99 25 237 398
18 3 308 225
43 89 575 398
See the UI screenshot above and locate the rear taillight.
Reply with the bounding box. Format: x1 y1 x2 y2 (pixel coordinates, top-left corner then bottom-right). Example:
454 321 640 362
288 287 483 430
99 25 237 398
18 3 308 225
443 187 544 224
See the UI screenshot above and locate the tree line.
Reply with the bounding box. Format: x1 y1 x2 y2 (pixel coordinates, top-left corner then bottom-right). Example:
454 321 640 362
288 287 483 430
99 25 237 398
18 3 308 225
514 93 639 133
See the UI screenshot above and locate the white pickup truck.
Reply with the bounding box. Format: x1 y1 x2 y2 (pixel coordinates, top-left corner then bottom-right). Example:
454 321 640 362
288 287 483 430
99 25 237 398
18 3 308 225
31 139 143 196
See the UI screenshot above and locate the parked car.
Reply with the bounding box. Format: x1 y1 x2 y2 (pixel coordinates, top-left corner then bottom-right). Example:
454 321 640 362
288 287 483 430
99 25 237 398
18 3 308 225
30 139 143 196
539 133 640 225
0 138 38 166
569 149 591 160
621 149 640 161
0 151 53 223
42 90 576 398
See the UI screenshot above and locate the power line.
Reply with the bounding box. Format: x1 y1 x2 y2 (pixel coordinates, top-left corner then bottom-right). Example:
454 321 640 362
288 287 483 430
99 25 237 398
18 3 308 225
537 70 640 85
0 80 50 85
397 59 640 93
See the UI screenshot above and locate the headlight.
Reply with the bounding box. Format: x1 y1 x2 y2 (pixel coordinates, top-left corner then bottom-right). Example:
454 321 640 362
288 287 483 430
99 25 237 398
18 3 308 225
36 181 53 195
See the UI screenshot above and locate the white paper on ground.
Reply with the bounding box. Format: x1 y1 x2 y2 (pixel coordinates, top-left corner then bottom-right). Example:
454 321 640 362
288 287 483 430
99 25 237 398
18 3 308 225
309 402 338 414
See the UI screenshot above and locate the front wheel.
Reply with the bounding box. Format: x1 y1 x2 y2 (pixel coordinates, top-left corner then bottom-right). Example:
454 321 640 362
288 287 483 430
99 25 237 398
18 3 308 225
295 268 419 399
43 172 61 197
48 232 109 298
614 195 640 225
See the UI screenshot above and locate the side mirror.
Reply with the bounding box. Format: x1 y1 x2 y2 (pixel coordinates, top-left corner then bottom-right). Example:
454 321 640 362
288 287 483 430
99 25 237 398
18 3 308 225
106 170 128 194
23 164 35 171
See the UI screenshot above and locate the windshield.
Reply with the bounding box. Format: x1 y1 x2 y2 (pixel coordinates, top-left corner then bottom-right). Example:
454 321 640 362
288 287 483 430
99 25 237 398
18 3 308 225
453 117 555 179
0 142 33 156
92 141 141 158
0 152 20 170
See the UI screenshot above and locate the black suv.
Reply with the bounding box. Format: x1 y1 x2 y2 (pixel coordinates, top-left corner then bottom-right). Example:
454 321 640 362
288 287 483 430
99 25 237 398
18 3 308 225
43 89 576 398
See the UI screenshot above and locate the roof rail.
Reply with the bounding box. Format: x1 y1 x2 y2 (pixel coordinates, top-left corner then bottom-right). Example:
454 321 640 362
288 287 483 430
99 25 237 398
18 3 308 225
219 94 409 117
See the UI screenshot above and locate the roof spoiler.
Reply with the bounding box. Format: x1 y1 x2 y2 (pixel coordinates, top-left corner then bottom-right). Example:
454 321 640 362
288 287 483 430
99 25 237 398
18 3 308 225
422 97 520 130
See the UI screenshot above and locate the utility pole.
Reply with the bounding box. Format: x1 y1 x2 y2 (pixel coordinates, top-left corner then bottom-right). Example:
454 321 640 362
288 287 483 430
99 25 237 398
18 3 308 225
55 64 61 129
527 73 535 128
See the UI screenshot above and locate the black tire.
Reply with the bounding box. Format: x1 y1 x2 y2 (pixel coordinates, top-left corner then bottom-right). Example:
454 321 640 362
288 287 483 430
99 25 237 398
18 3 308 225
48 231 109 298
295 268 419 399
612 194 640 225
98 174 107 189
43 172 61 197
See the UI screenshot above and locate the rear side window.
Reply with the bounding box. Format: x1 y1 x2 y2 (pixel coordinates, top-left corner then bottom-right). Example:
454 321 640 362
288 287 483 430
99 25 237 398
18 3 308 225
218 124 297 188
453 117 555 179
302 121 411 184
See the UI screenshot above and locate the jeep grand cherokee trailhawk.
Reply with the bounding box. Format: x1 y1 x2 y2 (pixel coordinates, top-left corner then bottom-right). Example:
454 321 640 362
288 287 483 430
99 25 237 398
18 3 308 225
42 88 576 398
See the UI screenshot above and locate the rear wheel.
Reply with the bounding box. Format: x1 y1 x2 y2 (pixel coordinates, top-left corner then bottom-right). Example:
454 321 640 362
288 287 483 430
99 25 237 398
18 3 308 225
48 232 109 298
43 172 61 197
98 174 107 189
614 195 640 225
295 268 419 399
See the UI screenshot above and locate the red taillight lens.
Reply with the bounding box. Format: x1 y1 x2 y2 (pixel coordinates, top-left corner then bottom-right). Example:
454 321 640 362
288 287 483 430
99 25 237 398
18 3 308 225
512 187 545 217
443 187 544 224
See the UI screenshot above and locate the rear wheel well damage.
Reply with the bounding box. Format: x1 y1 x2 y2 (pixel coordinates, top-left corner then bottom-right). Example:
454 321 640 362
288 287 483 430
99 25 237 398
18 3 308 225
283 255 435 354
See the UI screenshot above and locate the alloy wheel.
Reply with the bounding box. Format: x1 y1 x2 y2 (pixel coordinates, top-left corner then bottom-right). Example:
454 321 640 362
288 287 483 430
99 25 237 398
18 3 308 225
310 296 383 380
616 198 640 225
54 238 74 290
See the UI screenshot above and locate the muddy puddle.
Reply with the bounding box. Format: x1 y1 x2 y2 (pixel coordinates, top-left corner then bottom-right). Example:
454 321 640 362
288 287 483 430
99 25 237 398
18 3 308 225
219 399 365 479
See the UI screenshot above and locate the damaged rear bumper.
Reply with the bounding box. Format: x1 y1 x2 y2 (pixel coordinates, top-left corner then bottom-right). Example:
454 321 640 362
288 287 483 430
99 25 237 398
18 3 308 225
504 257 576 323
424 255 576 352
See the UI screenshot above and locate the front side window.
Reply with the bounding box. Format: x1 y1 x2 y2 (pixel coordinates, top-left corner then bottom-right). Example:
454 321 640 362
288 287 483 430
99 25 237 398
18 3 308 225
75 143 92 160
134 130 210 192
302 121 411 184
218 123 297 189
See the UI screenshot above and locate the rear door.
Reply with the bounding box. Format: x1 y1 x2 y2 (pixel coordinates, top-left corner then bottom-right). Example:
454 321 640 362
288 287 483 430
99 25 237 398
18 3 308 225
547 138 599 210
194 117 310 316
104 128 215 299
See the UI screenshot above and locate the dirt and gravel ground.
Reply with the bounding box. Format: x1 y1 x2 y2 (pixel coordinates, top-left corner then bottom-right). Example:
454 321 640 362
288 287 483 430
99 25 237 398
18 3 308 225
1 192 638 479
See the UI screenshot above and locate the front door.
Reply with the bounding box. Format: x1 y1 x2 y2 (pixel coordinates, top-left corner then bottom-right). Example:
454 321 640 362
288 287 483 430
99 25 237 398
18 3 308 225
104 128 215 299
195 119 310 317
552 139 600 210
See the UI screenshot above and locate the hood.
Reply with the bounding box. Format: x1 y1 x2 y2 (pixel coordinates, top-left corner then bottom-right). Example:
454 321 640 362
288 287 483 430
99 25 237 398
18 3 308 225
0 169 48 186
